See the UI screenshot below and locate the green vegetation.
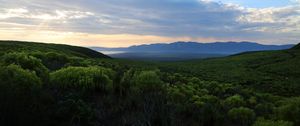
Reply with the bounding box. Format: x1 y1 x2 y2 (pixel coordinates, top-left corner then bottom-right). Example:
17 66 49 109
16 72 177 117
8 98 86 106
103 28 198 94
0 40 110 58
50 66 114 91
0 41 299 126
159 46 300 96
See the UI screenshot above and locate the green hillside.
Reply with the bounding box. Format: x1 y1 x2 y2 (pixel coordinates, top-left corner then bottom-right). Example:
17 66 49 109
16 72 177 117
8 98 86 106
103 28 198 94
292 43 300 49
0 40 110 58
161 44 300 96
0 41 299 126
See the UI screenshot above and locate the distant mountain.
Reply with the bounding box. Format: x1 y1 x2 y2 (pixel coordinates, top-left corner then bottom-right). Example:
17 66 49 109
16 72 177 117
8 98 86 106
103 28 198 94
91 41 294 54
90 42 294 61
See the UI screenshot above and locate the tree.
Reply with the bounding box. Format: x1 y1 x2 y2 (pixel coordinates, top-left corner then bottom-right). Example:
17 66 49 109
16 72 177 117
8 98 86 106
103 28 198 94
253 118 293 126
50 66 114 93
0 64 43 125
255 103 274 118
1 52 49 81
130 70 168 125
224 94 245 109
276 97 300 125
228 107 256 126
132 70 164 93
32 52 70 70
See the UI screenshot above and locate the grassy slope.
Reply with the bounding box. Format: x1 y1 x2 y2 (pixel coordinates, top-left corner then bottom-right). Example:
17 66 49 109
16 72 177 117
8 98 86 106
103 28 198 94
0 41 110 58
160 44 300 96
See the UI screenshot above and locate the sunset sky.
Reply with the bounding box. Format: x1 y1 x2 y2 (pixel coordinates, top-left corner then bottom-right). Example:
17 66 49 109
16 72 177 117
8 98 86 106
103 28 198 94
0 0 300 47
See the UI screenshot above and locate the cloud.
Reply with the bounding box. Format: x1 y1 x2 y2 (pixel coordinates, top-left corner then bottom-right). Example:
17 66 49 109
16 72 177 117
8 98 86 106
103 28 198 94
0 0 299 46
0 8 94 20
238 5 300 34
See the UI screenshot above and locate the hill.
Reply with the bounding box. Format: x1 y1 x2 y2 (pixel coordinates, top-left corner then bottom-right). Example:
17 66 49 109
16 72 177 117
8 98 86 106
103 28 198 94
292 43 300 49
160 43 300 96
0 40 110 59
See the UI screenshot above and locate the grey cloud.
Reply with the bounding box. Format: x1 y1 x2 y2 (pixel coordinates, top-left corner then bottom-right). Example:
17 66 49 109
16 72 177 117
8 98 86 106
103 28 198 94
0 0 300 44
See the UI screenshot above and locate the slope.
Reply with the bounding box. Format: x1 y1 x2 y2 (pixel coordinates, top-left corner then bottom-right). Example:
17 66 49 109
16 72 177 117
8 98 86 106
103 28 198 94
0 41 110 59
160 44 300 96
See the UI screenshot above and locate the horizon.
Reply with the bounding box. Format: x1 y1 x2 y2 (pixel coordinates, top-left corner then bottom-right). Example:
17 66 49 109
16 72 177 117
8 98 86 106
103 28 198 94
1 0 300 47
90 41 297 48
1 40 297 48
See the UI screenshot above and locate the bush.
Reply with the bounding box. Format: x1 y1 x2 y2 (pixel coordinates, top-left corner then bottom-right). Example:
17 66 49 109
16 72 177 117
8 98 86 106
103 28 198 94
0 64 42 95
253 118 293 126
32 52 70 70
255 103 274 118
1 52 49 80
132 70 164 93
224 94 245 109
228 107 256 126
276 97 300 125
0 64 42 125
56 97 96 126
50 66 114 92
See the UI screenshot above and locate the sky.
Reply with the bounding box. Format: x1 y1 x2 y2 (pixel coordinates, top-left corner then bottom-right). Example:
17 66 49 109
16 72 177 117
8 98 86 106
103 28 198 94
0 0 299 47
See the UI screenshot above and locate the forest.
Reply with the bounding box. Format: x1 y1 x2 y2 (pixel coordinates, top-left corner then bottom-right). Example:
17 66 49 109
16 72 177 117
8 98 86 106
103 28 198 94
0 41 299 126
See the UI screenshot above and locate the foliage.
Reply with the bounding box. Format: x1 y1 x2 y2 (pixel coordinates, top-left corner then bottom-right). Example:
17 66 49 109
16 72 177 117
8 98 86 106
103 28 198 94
32 52 70 70
1 52 49 80
276 97 300 125
0 41 299 126
253 118 293 126
160 47 300 96
0 64 43 125
132 70 164 92
50 66 114 92
224 94 245 109
0 40 110 58
228 107 256 126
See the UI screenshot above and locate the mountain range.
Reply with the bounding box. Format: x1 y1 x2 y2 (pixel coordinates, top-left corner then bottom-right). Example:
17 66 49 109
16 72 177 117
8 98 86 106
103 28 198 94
90 41 294 61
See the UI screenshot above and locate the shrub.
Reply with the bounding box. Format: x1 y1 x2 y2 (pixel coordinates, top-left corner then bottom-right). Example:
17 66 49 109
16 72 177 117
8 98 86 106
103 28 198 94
228 107 256 126
50 66 114 92
224 94 245 109
276 97 300 125
1 52 49 80
0 64 42 94
32 52 70 70
0 64 42 125
253 118 293 126
132 70 164 93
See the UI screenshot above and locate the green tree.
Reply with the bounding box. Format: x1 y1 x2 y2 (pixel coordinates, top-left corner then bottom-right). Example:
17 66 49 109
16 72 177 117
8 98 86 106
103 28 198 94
131 70 168 125
32 52 70 70
132 70 164 93
1 52 49 81
50 66 114 92
228 107 256 126
0 64 43 125
253 118 293 126
224 94 245 109
276 97 300 125
255 103 274 118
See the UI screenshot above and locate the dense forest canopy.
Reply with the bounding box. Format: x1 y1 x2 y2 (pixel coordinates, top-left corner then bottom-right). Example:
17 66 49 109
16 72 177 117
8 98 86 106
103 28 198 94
0 41 299 126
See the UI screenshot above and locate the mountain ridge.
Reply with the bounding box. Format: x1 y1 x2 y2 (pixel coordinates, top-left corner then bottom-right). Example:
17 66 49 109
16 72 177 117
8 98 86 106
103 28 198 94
91 41 294 55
